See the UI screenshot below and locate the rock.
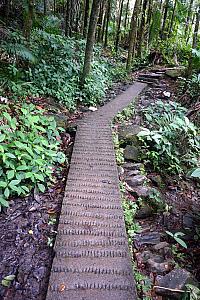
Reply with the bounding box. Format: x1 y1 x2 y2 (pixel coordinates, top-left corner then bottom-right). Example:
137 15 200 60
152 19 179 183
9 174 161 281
127 170 140 176
165 67 185 79
137 250 153 263
117 166 124 176
124 145 140 162
118 125 143 144
125 175 147 188
153 242 172 256
149 174 162 187
48 114 68 129
135 204 153 219
153 242 170 251
131 186 151 197
147 259 170 275
155 268 199 299
122 162 144 170
182 213 194 229
134 232 161 247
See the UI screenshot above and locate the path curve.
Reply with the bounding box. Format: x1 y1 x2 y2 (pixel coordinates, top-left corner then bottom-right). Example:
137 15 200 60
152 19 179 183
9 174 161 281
46 82 146 300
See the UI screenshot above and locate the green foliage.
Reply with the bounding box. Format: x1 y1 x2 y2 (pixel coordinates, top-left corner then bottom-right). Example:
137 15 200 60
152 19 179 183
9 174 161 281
114 102 135 123
113 132 124 165
166 231 188 249
122 199 141 238
138 100 199 174
0 29 125 109
0 103 65 209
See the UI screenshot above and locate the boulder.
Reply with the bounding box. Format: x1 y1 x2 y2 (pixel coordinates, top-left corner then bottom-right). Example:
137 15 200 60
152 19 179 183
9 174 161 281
131 186 152 197
118 125 143 144
155 268 199 299
134 232 161 247
135 204 153 219
48 114 68 129
125 175 147 188
124 145 140 162
147 259 170 275
165 68 185 79
122 162 144 170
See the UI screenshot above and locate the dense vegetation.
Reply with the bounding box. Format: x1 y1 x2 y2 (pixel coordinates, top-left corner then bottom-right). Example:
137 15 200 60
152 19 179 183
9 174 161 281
0 0 199 207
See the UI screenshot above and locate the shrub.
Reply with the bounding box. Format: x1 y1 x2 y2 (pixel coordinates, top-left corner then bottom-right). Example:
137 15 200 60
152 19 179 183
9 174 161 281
138 100 199 174
0 103 65 209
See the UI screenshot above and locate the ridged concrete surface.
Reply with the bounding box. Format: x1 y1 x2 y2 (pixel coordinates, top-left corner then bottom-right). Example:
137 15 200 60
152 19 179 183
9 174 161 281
46 82 146 300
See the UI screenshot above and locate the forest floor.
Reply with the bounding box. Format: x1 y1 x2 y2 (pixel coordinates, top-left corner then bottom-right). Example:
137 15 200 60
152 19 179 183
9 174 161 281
114 69 200 299
0 69 199 300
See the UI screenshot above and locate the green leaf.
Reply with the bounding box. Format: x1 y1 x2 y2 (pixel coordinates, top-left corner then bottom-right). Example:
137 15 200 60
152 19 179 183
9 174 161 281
0 134 6 142
16 165 29 171
191 168 200 178
174 237 187 249
38 183 45 193
9 179 21 187
3 112 12 122
5 153 16 159
7 170 15 180
34 173 44 181
0 181 7 188
4 187 10 198
4 275 15 281
0 197 9 207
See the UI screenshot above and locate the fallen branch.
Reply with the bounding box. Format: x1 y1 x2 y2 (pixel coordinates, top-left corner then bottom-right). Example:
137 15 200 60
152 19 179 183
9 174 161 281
153 285 188 293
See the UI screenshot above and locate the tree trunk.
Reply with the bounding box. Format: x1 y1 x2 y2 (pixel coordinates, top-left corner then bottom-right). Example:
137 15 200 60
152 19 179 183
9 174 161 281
82 0 102 83
187 5 200 75
65 0 71 37
101 2 107 42
160 0 169 40
137 0 148 58
185 0 194 38
83 0 90 37
44 0 47 15
23 0 34 40
97 0 105 42
168 0 177 37
192 5 200 49
104 0 111 47
115 0 124 53
126 0 140 70
124 0 130 29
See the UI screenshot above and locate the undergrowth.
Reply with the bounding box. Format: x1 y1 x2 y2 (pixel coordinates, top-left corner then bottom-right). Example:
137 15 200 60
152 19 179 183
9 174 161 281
0 28 127 110
0 103 65 209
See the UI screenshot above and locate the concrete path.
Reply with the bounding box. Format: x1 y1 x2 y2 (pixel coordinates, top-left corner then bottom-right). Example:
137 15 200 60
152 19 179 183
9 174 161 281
46 82 146 300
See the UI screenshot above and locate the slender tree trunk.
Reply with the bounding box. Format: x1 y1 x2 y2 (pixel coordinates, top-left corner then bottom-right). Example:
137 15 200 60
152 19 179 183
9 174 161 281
185 0 194 38
23 0 34 40
126 0 140 70
53 0 56 14
115 0 124 53
124 0 130 29
44 0 47 15
137 0 148 57
144 0 153 51
83 0 90 37
187 5 200 75
65 0 71 37
104 0 111 47
186 13 195 44
160 0 169 40
168 0 177 37
101 2 107 42
82 0 102 83
97 0 105 42
192 5 200 49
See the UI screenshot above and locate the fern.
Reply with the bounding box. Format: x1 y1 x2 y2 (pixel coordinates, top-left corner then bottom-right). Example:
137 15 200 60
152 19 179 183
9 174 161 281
1 43 36 63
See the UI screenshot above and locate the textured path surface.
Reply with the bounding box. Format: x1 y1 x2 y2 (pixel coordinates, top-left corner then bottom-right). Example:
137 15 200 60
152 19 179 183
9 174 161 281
46 82 146 300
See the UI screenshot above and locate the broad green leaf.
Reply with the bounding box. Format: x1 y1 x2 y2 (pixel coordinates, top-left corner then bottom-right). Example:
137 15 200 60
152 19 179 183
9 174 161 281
0 181 7 188
7 170 15 180
0 134 6 142
9 179 21 187
4 187 10 198
38 183 45 193
191 168 200 178
175 237 187 249
0 197 9 207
